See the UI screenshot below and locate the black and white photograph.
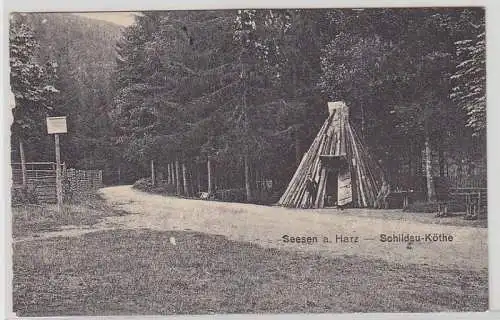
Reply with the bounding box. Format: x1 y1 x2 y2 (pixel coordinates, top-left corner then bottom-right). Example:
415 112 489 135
7 6 488 316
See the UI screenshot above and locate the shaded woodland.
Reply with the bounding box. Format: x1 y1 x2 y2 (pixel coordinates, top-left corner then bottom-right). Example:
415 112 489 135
10 13 123 176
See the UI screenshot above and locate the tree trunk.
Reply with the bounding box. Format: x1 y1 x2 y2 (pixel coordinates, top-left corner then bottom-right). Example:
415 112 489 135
424 134 436 202
171 163 175 184
407 145 412 177
19 139 27 188
171 163 175 185
240 50 252 203
182 162 189 197
416 147 422 176
439 147 445 177
244 155 253 203
151 160 155 186
175 160 181 195
207 158 213 194
197 164 201 194
166 163 171 184
118 165 121 184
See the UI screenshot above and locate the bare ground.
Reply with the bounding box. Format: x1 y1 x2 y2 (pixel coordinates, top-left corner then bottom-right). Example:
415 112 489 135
97 186 487 272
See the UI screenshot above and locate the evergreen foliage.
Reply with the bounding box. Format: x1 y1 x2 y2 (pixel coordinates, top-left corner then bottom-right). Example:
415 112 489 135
9 9 486 199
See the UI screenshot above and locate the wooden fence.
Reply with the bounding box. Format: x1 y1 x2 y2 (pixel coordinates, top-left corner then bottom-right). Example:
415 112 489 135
12 162 60 203
447 175 487 189
11 162 102 204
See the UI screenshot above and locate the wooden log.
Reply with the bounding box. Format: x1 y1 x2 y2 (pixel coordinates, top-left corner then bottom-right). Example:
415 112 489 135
353 142 371 204
299 145 326 205
349 128 367 207
279 133 319 205
350 124 381 206
347 141 360 206
339 113 347 156
315 166 327 208
280 122 324 202
349 124 371 206
351 124 381 186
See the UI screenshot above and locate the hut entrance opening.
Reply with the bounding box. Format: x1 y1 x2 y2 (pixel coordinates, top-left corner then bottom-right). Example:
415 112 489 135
319 155 349 207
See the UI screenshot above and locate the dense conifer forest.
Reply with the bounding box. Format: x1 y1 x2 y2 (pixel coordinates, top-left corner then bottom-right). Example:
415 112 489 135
10 8 486 201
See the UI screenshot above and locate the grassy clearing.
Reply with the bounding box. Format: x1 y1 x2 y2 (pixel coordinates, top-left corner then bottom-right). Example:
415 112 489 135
13 229 488 316
12 192 130 238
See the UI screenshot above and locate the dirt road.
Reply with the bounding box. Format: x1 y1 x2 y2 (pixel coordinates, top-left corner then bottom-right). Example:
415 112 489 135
99 186 487 271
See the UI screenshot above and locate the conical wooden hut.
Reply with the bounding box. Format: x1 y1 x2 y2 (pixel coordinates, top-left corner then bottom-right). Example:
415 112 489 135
278 101 385 208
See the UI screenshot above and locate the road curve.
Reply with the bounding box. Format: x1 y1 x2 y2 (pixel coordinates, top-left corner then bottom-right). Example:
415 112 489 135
99 185 488 271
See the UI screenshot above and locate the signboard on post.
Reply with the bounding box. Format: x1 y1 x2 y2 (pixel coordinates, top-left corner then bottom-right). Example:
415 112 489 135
47 116 67 134
46 116 67 212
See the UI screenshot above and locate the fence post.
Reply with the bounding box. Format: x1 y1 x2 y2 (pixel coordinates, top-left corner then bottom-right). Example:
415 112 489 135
478 191 481 218
54 134 63 212
19 140 27 188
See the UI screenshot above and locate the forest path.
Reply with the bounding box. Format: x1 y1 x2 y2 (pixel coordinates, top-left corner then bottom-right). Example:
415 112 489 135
99 185 487 271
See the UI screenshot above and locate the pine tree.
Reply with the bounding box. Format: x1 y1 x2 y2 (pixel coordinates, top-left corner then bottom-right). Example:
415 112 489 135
9 14 59 166
451 16 485 136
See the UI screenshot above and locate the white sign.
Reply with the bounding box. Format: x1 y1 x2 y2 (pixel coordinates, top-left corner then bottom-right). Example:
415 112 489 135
46 116 67 134
8 89 15 109
328 101 346 115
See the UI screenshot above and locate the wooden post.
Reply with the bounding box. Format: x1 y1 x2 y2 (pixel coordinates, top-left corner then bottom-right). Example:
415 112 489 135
54 134 63 212
151 159 155 186
19 139 27 188
207 158 213 194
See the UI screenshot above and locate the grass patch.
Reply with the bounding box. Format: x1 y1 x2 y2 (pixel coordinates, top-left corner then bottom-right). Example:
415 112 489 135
13 229 488 316
12 192 131 238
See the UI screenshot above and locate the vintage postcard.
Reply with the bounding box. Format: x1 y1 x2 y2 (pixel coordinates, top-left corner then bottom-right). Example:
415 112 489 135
7 6 488 316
